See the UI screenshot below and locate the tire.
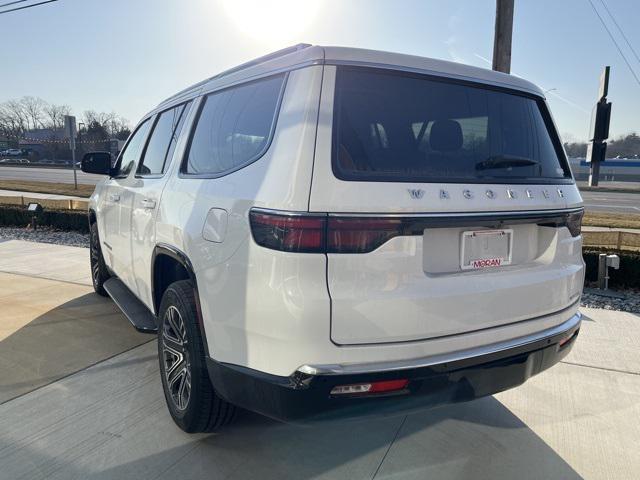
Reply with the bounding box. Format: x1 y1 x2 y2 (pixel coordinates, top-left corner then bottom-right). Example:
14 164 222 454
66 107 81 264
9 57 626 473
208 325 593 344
89 222 109 297
158 280 236 433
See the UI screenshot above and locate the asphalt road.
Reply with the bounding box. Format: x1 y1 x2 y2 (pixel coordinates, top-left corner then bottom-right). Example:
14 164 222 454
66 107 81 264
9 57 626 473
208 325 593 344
1 166 638 214
580 190 640 214
0 166 103 185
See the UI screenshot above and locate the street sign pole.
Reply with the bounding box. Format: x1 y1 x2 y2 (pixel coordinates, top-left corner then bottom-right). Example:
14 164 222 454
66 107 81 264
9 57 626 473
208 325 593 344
64 115 78 189
587 66 612 187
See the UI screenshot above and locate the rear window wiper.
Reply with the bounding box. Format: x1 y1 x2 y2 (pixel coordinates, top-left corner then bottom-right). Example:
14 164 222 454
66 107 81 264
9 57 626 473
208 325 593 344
475 155 540 170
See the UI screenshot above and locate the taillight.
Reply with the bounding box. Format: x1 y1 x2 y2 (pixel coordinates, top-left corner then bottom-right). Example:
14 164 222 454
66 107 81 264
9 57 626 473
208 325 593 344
249 210 407 254
249 211 326 253
565 210 583 237
327 217 405 253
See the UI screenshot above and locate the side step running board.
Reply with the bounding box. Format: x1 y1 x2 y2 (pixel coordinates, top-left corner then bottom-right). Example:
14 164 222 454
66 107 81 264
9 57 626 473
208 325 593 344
103 278 158 334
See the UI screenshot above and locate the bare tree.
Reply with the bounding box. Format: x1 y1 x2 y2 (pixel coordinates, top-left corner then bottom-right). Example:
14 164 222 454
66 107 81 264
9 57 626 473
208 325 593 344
44 103 72 130
0 100 28 137
20 96 47 130
82 110 130 138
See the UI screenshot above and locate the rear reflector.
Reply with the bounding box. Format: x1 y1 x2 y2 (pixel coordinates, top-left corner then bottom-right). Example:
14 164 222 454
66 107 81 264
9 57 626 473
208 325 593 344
559 330 579 348
330 379 409 396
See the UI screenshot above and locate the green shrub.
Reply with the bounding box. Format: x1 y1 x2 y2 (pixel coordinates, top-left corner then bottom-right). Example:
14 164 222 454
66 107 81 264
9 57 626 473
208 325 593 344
583 249 640 289
0 204 89 233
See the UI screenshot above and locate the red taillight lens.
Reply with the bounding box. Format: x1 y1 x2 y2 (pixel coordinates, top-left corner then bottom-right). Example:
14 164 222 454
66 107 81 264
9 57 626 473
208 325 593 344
327 217 405 253
249 211 326 253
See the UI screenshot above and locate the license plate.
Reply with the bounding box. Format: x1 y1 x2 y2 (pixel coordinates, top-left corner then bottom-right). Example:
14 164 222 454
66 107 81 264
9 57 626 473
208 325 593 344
460 229 513 270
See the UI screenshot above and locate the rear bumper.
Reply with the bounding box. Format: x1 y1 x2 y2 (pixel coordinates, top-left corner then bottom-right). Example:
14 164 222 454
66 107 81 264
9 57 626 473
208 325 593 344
206 312 581 423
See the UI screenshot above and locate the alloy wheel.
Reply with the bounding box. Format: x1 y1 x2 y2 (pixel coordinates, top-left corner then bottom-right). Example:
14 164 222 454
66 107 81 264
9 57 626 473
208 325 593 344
162 305 191 411
90 228 101 285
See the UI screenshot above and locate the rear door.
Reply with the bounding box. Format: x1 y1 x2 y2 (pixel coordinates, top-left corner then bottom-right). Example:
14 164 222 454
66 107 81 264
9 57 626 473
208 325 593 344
310 66 584 345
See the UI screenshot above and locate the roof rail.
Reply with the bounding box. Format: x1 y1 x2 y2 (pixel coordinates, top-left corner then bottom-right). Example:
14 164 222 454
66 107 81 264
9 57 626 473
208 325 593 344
209 43 312 81
158 43 311 108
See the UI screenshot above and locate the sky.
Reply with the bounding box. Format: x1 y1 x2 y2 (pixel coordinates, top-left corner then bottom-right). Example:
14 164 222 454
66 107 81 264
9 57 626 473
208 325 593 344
1 0 640 142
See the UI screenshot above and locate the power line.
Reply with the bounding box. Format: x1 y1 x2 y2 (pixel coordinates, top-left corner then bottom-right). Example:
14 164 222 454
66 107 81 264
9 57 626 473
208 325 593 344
0 0 29 9
587 0 640 88
598 0 640 66
0 0 58 15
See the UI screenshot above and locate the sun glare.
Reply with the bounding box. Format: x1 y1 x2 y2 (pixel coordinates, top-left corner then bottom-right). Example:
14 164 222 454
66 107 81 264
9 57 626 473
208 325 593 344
221 0 319 46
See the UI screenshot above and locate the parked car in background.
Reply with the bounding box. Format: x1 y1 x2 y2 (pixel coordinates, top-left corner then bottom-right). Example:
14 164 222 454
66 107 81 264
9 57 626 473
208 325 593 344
83 44 584 433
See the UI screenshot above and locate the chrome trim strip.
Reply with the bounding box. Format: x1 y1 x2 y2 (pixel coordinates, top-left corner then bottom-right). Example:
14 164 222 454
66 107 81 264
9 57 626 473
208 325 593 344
325 207 584 219
250 206 583 219
297 312 582 376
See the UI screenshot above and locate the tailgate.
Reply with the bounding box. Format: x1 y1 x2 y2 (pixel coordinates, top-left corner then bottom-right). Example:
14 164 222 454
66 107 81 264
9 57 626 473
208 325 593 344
325 212 584 345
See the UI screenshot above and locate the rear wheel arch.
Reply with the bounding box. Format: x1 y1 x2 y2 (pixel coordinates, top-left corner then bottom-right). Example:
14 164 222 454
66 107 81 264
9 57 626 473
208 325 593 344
151 244 211 356
152 244 194 314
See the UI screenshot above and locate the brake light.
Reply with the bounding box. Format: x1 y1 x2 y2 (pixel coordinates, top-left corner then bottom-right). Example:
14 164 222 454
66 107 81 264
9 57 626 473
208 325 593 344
565 210 583 237
250 210 407 253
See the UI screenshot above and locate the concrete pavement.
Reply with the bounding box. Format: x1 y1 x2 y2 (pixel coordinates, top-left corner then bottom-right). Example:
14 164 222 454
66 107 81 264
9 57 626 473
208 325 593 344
0 240 638 479
0 239 93 285
0 240 150 404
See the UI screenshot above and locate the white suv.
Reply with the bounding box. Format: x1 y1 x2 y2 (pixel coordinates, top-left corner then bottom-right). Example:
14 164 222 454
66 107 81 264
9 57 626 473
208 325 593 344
82 44 584 433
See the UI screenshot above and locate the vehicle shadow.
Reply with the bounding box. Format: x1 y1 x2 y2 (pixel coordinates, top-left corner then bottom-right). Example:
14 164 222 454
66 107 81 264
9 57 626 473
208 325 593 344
0 395 583 479
85 397 583 479
0 292 151 404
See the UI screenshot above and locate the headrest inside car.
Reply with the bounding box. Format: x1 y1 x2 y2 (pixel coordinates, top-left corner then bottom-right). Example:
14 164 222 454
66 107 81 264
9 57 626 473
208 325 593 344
429 119 463 152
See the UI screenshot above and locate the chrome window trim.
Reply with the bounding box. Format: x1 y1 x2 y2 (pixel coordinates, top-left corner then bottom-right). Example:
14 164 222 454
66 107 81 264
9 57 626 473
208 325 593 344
297 310 581 376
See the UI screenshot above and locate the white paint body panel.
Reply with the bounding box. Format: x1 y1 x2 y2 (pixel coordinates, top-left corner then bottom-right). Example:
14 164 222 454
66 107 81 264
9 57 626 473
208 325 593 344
89 46 584 377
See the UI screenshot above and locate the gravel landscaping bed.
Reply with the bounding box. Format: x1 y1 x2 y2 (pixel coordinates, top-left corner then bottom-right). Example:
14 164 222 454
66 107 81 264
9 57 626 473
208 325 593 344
0 226 89 248
581 288 640 314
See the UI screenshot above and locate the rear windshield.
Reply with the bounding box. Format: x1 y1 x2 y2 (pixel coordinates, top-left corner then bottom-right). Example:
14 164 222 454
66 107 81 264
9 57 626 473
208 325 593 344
332 67 571 184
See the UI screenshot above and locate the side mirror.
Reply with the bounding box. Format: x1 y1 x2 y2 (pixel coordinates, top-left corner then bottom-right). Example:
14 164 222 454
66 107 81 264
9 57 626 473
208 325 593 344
81 152 112 175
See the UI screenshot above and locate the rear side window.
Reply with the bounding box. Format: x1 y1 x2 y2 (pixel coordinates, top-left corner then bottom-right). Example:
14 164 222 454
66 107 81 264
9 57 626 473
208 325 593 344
184 74 285 176
138 102 190 175
333 67 571 183
115 118 152 178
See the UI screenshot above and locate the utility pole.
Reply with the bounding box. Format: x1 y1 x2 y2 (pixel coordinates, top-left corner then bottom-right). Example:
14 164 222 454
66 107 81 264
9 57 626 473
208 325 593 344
492 0 514 73
64 115 78 189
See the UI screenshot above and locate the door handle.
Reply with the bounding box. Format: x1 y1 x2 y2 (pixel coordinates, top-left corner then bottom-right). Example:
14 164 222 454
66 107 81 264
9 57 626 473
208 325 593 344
108 194 120 202
141 198 156 209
